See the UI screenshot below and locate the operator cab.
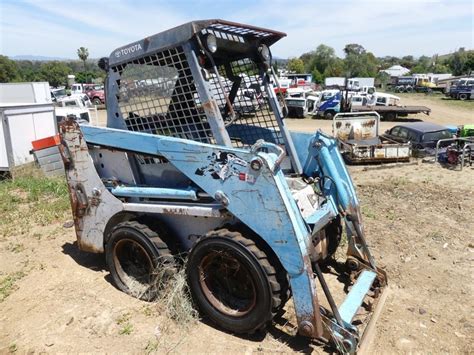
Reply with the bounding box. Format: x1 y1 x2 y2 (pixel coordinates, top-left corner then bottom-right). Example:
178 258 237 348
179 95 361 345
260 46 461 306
99 20 301 173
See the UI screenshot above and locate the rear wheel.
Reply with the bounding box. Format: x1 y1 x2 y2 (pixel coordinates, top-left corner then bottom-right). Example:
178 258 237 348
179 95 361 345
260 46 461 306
187 229 284 334
105 221 174 300
383 112 396 121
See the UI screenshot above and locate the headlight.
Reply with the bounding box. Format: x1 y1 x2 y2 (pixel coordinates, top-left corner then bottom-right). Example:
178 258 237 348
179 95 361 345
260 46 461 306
258 44 271 62
204 34 217 53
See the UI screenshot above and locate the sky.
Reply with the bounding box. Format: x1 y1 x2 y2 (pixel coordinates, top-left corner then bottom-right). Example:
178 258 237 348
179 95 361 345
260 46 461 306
0 0 473 60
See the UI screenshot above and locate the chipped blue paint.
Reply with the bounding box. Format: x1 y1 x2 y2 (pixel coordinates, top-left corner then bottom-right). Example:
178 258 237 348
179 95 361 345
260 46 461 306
339 270 376 324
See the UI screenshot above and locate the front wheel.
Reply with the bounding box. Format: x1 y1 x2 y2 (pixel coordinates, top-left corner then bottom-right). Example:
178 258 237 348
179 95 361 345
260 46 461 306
187 229 284 334
459 93 469 100
324 111 334 120
92 97 102 105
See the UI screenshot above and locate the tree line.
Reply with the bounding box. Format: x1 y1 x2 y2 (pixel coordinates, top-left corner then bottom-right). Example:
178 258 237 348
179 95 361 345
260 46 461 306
0 46 105 87
283 44 474 83
1 44 473 87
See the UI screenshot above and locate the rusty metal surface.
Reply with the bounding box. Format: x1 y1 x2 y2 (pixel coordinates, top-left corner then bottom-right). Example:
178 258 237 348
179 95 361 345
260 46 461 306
59 119 124 253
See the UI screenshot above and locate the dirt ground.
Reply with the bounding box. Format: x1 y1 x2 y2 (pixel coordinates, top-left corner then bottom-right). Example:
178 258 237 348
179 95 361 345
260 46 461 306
0 95 473 354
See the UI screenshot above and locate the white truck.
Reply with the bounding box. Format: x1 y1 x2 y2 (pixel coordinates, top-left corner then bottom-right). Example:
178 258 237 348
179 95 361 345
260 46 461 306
324 77 346 88
325 77 375 91
348 77 375 90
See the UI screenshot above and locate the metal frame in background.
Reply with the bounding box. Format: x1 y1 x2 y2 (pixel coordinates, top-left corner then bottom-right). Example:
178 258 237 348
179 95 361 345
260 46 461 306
435 137 474 170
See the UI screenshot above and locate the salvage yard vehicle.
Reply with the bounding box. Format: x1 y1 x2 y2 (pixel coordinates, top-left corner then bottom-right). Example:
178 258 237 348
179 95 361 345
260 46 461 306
58 20 387 353
316 91 431 121
71 83 106 105
285 94 319 118
447 77 474 100
333 112 411 163
384 122 453 157
351 92 431 121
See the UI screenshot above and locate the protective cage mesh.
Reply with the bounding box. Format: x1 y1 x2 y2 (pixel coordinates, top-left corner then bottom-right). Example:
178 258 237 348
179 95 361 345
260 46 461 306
113 46 215 144
112 44 284 148
212 58 284 147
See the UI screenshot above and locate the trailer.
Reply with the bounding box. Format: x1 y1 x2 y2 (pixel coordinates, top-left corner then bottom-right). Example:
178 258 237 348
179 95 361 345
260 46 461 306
333 112 411 163
0 103 57 172
351 104 431 120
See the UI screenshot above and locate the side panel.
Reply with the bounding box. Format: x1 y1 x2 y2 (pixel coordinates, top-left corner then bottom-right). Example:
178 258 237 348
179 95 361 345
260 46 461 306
8 113 36 165
0 113 9 170
7 109 57 166
32 82 52 103
33 111 57 137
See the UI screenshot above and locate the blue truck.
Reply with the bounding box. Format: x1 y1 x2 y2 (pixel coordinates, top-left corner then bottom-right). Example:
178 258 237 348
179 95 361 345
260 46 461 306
447 77 474 100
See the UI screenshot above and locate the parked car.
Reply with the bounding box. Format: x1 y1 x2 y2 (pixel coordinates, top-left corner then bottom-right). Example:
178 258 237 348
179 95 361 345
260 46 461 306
70 83 106 105
56 94 92 108
50 87 68 102
55 107 91 126
384 122 453 157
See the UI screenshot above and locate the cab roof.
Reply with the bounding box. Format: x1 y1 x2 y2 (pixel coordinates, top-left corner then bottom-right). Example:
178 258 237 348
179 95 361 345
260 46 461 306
109 19 286 66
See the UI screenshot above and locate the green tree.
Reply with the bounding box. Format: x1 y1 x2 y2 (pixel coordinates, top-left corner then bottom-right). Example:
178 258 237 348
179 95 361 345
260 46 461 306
287 58 305 74
323 58 345 77
343 43 366 56
464 51 474 74
0 55 21 82
311 68 324 84
448 48 474 75
410 55 431 73
343 44 378 77
39 61 72 87
400 55 415 69
77 47 89 71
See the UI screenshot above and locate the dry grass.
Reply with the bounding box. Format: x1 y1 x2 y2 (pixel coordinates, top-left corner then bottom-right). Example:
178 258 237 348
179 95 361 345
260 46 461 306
0 166 70 239
153 262 198 325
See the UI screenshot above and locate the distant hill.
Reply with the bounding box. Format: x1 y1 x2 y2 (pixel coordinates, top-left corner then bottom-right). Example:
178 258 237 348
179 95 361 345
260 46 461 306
9 55 74 61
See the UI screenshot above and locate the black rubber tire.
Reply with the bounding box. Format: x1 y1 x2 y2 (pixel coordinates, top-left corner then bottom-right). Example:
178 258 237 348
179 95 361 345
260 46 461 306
92 97 102 105
324 111 334 120
459 93 468 100
383 112 396 121
186 229 283 334
105 221 174 301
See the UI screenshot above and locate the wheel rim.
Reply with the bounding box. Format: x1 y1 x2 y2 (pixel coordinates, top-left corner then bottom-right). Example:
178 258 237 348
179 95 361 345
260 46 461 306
113 238 154 291
198 249 257 317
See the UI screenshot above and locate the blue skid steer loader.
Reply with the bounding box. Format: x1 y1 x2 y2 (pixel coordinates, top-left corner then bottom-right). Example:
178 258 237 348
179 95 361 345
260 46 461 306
59 20 388 353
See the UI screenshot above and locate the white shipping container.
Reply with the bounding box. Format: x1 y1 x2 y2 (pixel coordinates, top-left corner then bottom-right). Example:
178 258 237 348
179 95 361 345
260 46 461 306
0 82 52 104
0 103 57 171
